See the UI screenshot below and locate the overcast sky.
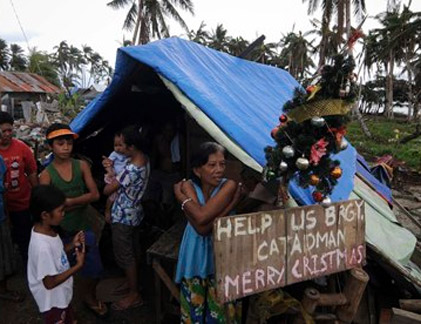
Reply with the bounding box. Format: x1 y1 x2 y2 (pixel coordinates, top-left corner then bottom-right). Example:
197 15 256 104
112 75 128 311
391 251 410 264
1 0 420 68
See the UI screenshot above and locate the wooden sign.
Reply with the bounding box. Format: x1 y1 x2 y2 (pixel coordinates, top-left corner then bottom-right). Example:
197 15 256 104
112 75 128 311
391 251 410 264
213 200 365 303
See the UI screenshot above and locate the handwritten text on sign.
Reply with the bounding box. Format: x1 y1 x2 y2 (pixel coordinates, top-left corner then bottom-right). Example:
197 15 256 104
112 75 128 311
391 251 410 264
213 200 365 302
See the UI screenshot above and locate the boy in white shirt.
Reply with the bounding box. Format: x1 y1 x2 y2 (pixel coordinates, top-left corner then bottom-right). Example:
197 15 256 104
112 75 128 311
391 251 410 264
28 185 85 324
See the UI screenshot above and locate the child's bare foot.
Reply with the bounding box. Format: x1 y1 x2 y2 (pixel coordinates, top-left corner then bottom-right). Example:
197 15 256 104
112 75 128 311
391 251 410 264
83 299 108 318
111 292 143 311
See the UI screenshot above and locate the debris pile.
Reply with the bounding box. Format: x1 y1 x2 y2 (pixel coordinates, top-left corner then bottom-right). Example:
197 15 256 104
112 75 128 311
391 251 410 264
13 100 71 162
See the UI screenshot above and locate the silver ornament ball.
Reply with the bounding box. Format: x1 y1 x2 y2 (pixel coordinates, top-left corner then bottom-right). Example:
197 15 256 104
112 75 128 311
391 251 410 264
321 196 332 207
296 157 309 170
311 116 325 127
340 139 348 150
282 145 295 158
279 161 288 172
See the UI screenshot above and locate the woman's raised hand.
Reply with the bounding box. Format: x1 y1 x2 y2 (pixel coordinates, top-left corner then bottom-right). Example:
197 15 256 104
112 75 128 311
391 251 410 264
174 179 187 202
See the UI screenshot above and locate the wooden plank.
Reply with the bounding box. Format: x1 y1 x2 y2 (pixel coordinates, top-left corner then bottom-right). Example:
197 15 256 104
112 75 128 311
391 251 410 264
318 293 347 306
147 220 186 262
214 200 366 302
393 198 421 231
399 299 421 314
152 259 180 303
391 308 421 324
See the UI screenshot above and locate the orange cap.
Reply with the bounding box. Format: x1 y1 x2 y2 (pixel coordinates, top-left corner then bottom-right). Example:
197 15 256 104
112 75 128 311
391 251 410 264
46 129 79 140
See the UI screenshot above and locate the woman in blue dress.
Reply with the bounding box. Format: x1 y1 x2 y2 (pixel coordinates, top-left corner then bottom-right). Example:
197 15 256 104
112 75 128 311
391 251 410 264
174 142 242 323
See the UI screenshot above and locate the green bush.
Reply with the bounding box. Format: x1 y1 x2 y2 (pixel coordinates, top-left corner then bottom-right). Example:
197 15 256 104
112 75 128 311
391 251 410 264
347 119 421 170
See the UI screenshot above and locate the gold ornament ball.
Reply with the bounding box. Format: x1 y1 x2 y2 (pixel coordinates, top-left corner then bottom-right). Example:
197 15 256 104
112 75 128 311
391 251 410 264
331 167 342 179
309 174 320 185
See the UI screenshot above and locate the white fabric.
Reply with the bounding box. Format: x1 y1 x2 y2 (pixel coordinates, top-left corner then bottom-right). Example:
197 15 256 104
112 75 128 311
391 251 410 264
109 151 129 175
170 133 181 163
27 229 73 313
21 101 34 122
35 101 49 124
159 75 263 172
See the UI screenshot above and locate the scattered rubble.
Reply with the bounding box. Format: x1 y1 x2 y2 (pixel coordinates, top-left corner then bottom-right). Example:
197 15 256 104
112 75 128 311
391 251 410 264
13 100 71 163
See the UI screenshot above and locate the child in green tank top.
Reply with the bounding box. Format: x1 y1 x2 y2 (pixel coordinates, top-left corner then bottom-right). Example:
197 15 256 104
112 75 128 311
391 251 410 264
39 123 108 318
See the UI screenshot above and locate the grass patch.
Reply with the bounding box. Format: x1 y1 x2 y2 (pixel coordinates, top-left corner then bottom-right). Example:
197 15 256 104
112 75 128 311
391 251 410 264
347 118 421 170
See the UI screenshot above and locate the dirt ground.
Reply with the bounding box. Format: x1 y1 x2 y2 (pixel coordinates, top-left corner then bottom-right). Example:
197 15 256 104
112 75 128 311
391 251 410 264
0 225 177 324
0 265 156 324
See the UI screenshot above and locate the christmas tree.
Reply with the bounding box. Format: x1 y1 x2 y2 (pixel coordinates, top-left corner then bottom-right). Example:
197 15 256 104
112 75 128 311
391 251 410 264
264 54 358 205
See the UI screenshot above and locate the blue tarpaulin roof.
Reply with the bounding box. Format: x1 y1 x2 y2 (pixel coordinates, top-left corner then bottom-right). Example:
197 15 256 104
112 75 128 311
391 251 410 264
71 37 359 203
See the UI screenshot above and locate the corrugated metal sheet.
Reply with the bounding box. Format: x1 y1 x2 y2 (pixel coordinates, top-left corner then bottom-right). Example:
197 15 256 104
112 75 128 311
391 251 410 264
0 71 61 94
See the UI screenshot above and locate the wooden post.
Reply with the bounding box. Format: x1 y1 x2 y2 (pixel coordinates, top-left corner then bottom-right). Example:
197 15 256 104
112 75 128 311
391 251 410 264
302 288 320 314
293 288 320 324
318 293 347 306
154 265 162 324
336 268 369 323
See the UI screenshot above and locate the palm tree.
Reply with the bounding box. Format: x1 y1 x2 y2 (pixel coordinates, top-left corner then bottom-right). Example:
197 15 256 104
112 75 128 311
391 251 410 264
227 37 249 57
53 41 82 94
52 41 113 92
303 0 366 66
412 55 421 121
278 31 315 80
308 19 341 64
187 21 210 45
208 24 231 52
107 0 194 45
392 4 421 120
0 38 10 70
84 51 112 87
365 4 421 119
27 48 60 86
9 43 27 71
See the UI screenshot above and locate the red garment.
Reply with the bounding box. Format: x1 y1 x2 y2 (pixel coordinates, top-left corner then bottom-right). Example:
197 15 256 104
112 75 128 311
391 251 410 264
42 306 75 324
0 139 37 211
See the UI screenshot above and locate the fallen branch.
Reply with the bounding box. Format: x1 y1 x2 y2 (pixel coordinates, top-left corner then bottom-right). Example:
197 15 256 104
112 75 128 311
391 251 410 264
400 124 421 144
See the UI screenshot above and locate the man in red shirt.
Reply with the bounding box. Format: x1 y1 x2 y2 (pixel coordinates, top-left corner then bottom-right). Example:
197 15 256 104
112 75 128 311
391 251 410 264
0 112 38 265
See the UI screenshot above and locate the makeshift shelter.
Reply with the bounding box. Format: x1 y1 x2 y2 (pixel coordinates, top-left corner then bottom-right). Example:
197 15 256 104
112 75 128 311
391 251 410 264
70 37 421 292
